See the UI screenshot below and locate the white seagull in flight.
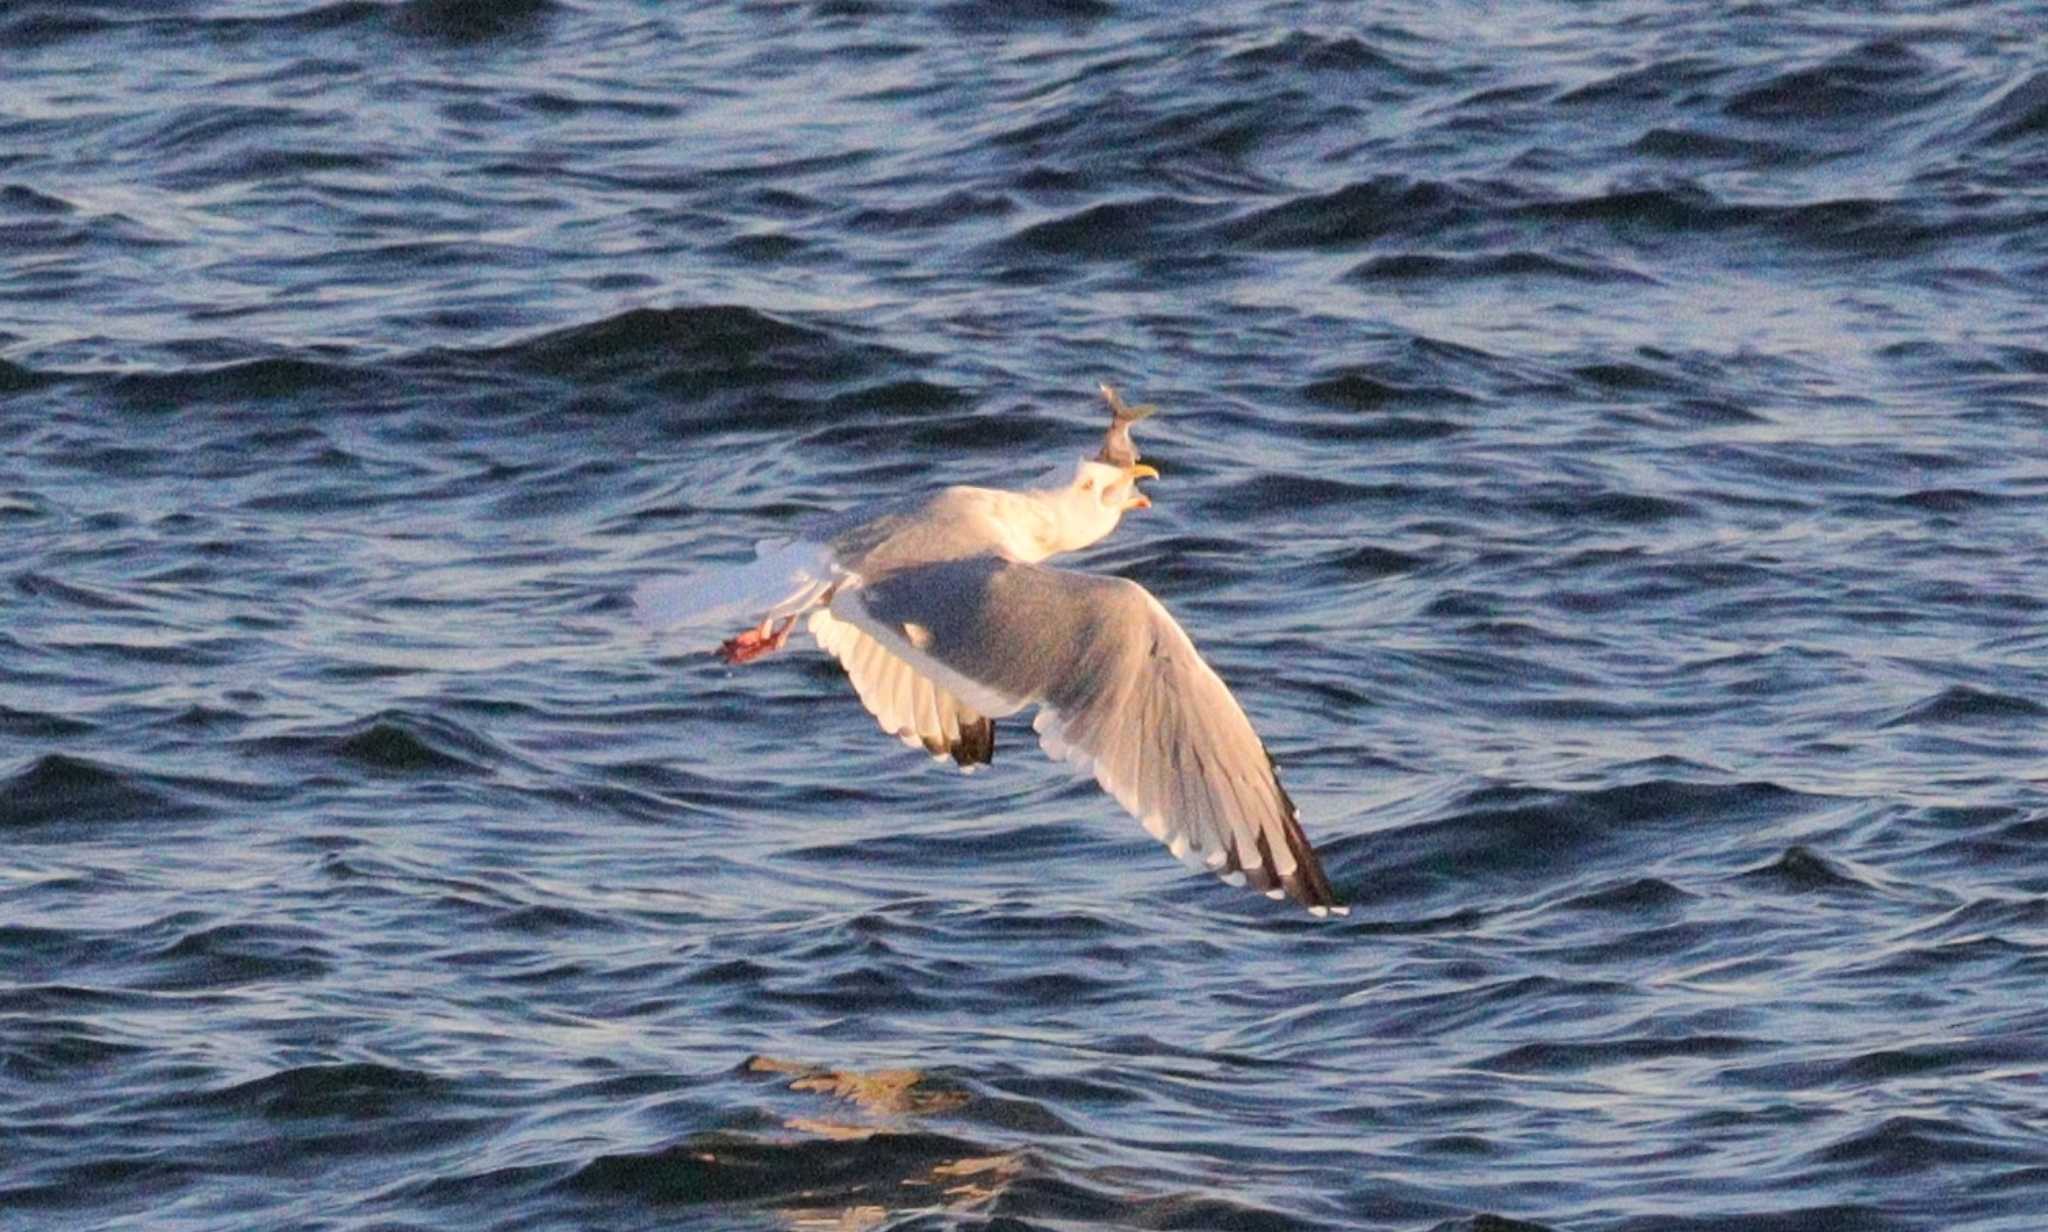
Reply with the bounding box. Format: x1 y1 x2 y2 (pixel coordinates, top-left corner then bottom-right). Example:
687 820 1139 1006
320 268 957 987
636 385 1346 915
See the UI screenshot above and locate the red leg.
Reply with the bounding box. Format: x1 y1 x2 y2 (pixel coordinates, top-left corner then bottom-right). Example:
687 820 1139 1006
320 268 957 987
719 616 795 665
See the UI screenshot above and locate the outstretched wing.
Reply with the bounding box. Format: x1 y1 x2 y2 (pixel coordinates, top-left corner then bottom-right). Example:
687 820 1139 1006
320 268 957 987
831 555 1345 915
808 607 994 768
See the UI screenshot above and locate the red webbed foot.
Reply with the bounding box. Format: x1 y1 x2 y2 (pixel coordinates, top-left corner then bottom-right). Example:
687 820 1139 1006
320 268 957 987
718 617 794 665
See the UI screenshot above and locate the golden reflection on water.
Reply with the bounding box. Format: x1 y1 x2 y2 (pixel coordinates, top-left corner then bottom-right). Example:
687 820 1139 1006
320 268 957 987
741 1055 1021 1231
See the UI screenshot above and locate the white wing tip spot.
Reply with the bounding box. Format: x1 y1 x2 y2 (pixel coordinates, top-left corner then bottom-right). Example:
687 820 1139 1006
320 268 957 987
902 622 933 650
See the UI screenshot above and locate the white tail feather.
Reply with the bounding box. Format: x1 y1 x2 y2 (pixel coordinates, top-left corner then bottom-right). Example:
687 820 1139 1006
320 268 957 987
633 539 836 649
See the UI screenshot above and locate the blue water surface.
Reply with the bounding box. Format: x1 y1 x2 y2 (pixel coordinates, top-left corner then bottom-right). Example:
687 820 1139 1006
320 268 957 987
3 3 2046 1230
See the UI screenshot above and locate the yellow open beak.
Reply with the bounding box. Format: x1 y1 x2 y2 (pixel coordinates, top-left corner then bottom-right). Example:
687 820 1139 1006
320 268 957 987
1124 462 1157 510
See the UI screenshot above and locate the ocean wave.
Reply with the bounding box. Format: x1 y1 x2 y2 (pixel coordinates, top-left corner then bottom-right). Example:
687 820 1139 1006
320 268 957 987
0 753 195 829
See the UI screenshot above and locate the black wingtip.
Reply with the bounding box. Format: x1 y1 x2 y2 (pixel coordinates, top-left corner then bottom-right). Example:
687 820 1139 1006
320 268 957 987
951 717 996 767
1272 778 1346 917
1215 778 1346 917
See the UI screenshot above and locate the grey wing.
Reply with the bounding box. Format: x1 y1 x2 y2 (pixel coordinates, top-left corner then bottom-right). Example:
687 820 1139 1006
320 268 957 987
835 556 1346 915
808 607 994 768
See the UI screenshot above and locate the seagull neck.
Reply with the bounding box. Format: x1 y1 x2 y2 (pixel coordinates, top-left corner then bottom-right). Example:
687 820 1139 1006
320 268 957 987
992 486 1090 563
1019 484 1121 561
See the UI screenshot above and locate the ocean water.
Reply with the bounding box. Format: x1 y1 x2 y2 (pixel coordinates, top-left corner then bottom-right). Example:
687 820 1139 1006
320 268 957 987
4 2 2047 1229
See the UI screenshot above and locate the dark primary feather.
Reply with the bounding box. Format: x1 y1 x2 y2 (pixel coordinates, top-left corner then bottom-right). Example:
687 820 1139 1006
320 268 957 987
954 716 995 767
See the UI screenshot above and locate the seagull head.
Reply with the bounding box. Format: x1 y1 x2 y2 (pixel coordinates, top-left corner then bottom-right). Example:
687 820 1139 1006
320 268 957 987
1038 455 1158 553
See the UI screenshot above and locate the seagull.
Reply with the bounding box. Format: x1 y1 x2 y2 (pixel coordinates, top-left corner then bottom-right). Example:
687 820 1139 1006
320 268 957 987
635 385 1346 916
